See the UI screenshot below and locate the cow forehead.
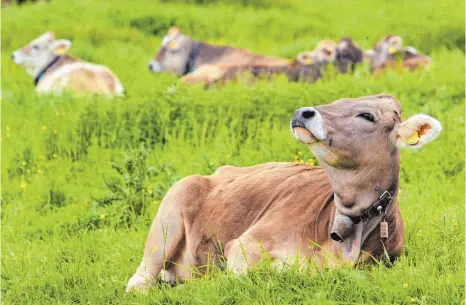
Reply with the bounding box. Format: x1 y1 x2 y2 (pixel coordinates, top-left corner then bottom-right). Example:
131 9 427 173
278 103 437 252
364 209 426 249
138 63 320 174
30 32 53 45
322 95 402 115
167 27 182 38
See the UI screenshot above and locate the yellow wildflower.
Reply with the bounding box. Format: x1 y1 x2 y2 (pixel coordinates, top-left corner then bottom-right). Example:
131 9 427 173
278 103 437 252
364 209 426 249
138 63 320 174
20 184 27 189
403 283 408 287
22 161 27 166
410 298 416 302
6 126 10 131
53 129 57 134
298 151 303 156
99 214 105 220
52 153 57 158
42 125 47 131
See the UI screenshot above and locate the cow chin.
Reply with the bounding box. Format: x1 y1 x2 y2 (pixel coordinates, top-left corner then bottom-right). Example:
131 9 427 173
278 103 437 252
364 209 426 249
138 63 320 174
293 127 317 144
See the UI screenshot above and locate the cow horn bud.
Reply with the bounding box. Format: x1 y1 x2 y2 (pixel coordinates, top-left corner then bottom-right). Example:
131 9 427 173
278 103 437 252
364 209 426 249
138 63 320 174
330 214 355 243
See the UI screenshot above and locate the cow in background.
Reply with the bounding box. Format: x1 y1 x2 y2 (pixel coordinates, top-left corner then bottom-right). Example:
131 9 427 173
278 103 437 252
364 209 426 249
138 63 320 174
12 31 124 97
211 37 363 87
149 27 290 85
365 35 431 73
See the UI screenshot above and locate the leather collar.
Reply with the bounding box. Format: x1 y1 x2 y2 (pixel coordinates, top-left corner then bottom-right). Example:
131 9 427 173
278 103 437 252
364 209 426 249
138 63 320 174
183 41 200 75
34 55 62 86
349 182 397 224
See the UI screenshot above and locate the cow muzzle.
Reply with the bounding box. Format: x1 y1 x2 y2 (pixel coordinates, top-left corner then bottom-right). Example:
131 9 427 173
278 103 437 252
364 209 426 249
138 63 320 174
291 107 326 143
11 51 23 65
149 61 163 73
330 214 355 243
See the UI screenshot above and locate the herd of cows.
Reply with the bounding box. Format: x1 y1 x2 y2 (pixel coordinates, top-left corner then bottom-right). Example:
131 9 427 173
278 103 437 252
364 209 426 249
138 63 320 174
12 27 431 96
10 27 442 293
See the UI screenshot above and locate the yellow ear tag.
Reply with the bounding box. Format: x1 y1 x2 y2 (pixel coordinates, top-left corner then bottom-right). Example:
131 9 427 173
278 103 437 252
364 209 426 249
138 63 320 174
304 58 312 64
169 40 178 48
405 131 419 145
56 47 66 55
388 46 396 54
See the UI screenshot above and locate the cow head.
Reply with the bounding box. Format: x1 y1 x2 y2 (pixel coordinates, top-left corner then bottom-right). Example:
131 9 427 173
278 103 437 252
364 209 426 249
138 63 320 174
149 27 196 75
296 40 337 65
365 35 403 72
291 94 441 241
12 31 71 77
335 37 363 73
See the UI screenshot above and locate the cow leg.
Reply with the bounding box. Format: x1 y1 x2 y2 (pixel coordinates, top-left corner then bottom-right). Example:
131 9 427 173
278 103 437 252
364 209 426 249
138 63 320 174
224 235 266 275
126 175 209 292
126 191 186 292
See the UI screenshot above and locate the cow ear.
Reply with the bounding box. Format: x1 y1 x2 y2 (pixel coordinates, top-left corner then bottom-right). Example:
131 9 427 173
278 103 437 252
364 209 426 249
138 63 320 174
297 51 314 65
396 114 441 149
53 39 71 54
388 36 403 54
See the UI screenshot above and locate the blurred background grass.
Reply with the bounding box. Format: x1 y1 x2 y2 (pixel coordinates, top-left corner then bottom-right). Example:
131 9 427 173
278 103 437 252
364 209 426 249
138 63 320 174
1 0 465 304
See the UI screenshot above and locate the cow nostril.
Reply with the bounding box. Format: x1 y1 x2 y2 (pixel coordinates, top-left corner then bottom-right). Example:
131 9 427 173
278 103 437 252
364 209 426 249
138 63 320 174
11 54 15 60
149 64 153 71
301 110 315 119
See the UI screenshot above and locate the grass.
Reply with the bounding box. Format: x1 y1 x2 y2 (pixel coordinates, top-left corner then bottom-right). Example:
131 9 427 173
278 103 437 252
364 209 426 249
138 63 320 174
1 0 465 304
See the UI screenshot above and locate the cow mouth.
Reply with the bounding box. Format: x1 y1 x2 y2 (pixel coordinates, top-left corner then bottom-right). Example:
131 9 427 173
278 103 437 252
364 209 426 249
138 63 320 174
292 126 318 144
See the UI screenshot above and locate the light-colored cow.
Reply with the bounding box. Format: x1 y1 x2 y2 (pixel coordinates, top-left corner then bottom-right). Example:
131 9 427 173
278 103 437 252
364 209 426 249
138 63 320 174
126 94 441 292
12 31 124 96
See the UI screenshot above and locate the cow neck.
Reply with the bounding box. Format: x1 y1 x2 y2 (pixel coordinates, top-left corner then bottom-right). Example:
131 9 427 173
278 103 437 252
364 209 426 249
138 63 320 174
183 41 200 75
34 55 62 86
349 180 398 224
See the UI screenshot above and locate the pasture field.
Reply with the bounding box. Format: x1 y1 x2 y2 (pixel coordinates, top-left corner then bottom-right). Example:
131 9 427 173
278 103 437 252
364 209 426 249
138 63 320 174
1 0 465 304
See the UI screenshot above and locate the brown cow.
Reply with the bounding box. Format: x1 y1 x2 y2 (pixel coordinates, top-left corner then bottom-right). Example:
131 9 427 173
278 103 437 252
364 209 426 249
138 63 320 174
211 37 363 86
126 94 441 292
149 27 290 85
365 35 431 73
12 31 124 96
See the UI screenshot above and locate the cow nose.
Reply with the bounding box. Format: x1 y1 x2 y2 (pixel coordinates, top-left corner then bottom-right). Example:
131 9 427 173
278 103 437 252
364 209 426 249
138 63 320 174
149 63 154 71
11 53 15 60
301 108 315 119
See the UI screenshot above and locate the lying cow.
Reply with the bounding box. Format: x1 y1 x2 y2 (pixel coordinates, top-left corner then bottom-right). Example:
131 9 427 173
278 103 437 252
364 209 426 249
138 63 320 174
365 35 431 73
12 31 124 96
127 94 441 292
213 37 363 86
149 27 290 85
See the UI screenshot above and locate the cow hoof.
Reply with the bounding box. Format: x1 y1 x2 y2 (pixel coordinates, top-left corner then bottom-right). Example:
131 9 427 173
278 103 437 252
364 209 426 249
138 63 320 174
160 269 176 285
126 274 152 293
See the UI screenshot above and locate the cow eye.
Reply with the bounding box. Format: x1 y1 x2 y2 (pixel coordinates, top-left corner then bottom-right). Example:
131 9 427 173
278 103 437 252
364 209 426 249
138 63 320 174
357 113 375 122
32 45 40 51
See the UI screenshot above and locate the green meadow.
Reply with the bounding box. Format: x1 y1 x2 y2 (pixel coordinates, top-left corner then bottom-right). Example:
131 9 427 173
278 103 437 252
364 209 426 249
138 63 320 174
1 0 464 304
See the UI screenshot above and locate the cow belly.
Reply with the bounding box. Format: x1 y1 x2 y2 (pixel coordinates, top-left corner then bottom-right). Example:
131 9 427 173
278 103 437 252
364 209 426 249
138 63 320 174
37 62 122 96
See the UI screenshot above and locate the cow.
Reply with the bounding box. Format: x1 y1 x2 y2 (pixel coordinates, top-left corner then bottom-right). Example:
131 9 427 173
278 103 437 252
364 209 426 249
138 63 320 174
365 35 431 73
126 94 441 292
211 37 363 86
148 27 290 85
11 31 124 96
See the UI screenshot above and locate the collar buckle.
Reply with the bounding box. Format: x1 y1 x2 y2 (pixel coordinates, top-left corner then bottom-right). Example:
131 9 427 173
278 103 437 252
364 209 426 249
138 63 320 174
379 190 392 203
